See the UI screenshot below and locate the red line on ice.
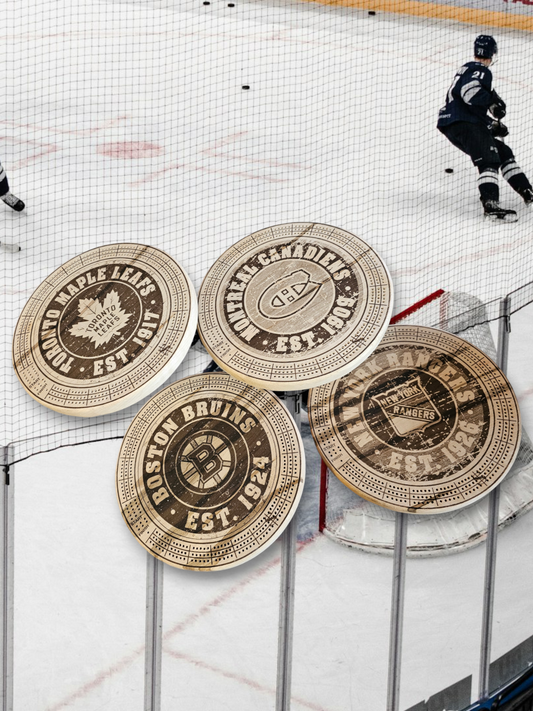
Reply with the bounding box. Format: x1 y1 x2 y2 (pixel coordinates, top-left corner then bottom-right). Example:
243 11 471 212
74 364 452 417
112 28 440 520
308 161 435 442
0 136 58 169
164 647 333 711
0 116 129 137
44 538 317 710
130 160 288 186
392 232 533 279
201 131 310 170
518 387 533 402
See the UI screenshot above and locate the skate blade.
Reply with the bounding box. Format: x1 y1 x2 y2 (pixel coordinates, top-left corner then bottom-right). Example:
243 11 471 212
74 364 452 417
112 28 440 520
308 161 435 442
485 213 518 223
0 241 21 252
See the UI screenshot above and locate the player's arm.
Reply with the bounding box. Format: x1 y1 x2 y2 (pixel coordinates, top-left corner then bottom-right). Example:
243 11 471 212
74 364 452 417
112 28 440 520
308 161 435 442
489 89 506 119
457 66 493 109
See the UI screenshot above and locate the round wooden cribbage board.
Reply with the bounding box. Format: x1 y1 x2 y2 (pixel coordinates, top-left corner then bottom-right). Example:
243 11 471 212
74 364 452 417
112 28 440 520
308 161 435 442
309 325 521 514
116 373 305 571
13 244 197 417
198 223 393 390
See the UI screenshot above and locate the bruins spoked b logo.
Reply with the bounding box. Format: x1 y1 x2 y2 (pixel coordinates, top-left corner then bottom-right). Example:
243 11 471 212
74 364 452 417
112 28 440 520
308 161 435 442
198 223 393 390
116 373 305 571
309 326 521 514
13 244 197 417
178 433 233 490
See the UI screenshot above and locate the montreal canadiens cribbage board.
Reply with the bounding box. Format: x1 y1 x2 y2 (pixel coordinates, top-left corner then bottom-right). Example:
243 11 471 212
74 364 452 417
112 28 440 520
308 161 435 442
198 223 393 390
116 373 305 571
309 325 521 514
13 244 197 417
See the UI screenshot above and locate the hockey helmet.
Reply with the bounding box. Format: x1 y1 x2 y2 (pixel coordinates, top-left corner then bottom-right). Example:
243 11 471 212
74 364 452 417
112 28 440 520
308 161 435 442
474 35 498 60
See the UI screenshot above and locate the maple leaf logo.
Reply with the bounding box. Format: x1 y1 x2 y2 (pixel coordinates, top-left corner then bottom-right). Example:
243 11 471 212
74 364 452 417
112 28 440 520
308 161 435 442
69 290 132 349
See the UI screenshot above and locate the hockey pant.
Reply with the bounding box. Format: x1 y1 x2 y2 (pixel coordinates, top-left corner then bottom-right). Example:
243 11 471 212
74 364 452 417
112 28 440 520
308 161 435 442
0 160 8 197
439 122 532 203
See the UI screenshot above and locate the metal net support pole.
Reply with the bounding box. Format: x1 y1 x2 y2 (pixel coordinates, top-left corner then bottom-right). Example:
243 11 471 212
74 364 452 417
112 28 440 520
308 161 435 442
479 296 511 700
1 447 14 711
387 511 408 711
145 554 163 711
276 391 302 711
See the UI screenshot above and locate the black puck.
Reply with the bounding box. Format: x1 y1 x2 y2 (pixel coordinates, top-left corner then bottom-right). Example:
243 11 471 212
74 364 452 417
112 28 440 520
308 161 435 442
445 168 454 174
368 10 376 15
203 2 210 5
242 85 250 90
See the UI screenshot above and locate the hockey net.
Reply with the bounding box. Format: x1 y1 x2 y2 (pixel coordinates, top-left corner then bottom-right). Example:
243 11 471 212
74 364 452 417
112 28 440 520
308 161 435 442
318 289 533 557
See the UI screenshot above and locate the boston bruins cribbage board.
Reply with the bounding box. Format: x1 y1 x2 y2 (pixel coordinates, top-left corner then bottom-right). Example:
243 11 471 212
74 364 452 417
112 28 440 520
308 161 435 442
116 373 305 571
309 325 521 514
198 223 393 390
13 244 197 417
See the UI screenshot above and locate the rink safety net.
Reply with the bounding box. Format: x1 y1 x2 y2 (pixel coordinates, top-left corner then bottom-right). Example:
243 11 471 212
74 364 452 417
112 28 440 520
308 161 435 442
1 3 533 711
2 0 533 465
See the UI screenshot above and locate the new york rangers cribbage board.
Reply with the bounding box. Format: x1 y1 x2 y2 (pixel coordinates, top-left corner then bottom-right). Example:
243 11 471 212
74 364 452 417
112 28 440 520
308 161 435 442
13 244 197 417
198 223 393 390
309 326 521 514
116 373 305 571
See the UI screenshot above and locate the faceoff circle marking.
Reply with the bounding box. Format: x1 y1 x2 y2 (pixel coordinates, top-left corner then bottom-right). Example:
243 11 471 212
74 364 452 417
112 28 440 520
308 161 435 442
13 243 197 417
116 373 305 571
309 325 521 514
198 222 393 390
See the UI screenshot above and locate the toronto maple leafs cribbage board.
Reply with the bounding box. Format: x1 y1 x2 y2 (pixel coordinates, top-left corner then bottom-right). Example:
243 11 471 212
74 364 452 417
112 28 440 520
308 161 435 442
13 244 197 417
116 373 305 571
198 223 393 390
309 326 521 514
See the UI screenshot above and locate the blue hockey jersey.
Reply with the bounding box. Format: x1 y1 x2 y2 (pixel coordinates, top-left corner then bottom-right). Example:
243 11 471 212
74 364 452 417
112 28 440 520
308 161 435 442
437 61 494 128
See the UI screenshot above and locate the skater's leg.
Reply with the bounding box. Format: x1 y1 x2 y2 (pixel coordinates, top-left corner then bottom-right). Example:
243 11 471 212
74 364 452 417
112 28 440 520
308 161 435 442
0 160 25 212
0 161 9 197
497 141 533 205
439 122 515 219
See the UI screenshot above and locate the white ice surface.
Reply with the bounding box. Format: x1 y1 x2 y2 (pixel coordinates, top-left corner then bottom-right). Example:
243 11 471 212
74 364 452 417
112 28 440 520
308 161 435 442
12 432 533 711
3 0 533 709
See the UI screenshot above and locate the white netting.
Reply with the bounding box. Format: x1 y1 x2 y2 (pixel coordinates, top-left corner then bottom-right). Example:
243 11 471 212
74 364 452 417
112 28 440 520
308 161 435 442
2 1 533 465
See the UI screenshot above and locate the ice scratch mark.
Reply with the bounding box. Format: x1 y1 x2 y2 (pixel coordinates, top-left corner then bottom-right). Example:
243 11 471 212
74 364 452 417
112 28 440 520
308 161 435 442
165 647 333 711
45 537 318 710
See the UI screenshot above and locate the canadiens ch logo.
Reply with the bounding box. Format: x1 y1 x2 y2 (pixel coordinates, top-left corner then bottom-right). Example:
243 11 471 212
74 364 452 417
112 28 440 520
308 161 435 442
258 270 322 319
198 222 393 390
370 376 441 437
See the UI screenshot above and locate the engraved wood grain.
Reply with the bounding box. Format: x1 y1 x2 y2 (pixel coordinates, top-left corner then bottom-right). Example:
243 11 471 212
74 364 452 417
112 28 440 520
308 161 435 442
198 223 393 390
309 325 521 514
116 373 305 571
13 244 198 417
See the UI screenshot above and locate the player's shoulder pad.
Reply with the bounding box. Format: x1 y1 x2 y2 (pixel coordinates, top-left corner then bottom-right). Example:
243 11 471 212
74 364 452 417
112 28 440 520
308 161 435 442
464 60 492 84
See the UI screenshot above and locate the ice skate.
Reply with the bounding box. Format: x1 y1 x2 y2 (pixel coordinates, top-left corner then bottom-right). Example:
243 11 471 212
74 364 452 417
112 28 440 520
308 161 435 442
1 191 25 212
521 188 533 206
483 200 518 223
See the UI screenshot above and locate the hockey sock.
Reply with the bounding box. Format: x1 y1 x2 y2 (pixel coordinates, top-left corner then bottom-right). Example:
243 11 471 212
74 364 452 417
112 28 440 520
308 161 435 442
478 168 499 203
501 159 533 197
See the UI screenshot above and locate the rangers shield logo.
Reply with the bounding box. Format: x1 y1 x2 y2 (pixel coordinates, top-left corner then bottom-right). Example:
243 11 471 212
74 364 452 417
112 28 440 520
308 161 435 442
370 375 441 437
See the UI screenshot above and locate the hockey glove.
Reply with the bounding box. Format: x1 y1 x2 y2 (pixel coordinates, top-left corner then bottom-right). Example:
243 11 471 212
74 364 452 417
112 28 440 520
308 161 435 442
489 120 509 138
489 90 506 119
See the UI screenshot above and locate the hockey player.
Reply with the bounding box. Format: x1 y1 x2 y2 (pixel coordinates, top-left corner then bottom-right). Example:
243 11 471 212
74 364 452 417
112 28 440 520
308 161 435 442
437 35 533 222
0 159 24 212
